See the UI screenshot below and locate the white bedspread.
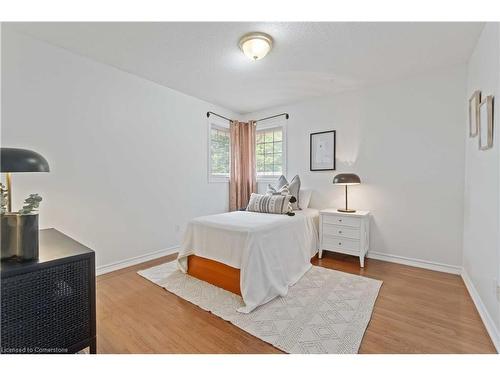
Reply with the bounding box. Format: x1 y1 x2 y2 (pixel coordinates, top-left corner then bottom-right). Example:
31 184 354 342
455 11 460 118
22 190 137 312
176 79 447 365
177 209 319 313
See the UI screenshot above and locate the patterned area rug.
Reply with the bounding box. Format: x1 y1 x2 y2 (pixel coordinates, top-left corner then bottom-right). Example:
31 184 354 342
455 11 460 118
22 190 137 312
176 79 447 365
138 261 382 354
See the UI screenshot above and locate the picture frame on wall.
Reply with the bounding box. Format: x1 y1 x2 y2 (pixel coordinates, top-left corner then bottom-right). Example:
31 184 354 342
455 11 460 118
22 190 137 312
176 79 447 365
478 95 494 150
468 90 481 137
310 130 336 171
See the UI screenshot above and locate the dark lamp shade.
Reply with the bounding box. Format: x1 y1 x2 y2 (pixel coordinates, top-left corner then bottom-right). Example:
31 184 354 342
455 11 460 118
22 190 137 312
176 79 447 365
1 148 50 173
333 173 361 185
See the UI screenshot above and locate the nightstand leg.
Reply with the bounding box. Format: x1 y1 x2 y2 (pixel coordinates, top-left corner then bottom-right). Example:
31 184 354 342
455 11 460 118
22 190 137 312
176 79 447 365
360 256 365 268
319 249 323 259
89 337 97 354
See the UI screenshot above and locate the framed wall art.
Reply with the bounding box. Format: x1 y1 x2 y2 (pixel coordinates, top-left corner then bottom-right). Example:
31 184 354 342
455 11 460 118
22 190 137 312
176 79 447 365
468 90 481 137
310 130 336 171
479 95 494 151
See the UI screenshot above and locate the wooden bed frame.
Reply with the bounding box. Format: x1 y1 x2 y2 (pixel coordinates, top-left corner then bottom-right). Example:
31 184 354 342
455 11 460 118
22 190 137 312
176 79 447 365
186 253 317 297
187 255 241 295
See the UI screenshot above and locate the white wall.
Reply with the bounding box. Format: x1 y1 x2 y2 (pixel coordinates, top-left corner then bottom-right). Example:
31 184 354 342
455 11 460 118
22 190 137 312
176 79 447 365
463 22 500 349
245 65 467 269
1 29 235 269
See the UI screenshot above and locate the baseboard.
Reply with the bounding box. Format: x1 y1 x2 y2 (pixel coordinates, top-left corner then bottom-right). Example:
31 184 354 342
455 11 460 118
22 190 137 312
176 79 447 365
96 246 179 276
461 268 500 353
367 251 462 275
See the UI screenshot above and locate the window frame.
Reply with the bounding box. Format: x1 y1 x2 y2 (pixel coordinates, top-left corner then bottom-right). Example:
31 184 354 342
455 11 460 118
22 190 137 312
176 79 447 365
255 118 287 183
207 118 231 183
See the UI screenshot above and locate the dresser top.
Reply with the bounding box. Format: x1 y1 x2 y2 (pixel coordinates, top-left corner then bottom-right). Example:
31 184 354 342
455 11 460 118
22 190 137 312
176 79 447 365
320 208 370 217
1 228 94 275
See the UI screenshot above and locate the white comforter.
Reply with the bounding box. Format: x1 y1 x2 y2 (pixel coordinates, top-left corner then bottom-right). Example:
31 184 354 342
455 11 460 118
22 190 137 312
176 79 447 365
177 209 319 313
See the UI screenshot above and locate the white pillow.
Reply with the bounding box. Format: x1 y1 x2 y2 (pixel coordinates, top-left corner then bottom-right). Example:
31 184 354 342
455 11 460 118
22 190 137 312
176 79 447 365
298 189 312 210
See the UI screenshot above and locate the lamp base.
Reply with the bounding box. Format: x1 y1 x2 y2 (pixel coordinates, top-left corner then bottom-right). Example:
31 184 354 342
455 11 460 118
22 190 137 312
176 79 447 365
337 208 356 213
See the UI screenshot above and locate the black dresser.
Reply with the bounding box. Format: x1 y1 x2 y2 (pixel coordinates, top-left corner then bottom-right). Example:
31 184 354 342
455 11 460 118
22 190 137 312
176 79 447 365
1 229 96 354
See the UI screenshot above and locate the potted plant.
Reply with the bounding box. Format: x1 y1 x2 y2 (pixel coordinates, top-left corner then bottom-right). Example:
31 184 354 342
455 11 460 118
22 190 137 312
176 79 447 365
1 183 43 260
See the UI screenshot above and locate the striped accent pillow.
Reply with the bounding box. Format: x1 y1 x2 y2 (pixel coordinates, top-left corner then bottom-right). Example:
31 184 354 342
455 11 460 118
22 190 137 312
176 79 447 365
246 193 292 214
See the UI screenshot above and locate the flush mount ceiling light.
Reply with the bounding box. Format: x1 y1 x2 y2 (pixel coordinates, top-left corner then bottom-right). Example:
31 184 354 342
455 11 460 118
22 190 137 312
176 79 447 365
239 32 273 61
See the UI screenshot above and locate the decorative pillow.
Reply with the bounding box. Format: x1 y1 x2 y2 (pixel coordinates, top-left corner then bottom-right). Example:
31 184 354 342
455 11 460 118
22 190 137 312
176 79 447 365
246 193 294 215
287 175 301 210
266 183 290 196
299 189 312 209
265 184 297 214
270 175 301 210
275 175 288 190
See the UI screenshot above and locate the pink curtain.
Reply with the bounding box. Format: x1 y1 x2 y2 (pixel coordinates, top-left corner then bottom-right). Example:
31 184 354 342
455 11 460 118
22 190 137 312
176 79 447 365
229 120 257 211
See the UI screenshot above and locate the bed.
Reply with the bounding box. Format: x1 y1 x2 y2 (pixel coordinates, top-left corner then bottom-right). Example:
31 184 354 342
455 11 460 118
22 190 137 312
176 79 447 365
177 208 319 313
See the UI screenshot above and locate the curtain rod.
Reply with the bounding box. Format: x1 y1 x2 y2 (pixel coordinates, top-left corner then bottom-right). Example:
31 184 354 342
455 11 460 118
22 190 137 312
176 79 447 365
206 111 290 122
256 113 289 122
206 111 232 122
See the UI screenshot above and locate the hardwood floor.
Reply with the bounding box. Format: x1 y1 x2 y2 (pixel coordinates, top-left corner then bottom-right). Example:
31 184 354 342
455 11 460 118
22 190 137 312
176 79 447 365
96 252 497 354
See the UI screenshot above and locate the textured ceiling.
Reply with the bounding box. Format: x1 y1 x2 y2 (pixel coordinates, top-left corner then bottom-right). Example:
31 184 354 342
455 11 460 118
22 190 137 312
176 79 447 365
6 22 484 114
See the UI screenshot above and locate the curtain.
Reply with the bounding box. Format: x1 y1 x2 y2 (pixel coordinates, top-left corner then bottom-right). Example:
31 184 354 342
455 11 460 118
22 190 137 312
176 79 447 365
229 120 257 211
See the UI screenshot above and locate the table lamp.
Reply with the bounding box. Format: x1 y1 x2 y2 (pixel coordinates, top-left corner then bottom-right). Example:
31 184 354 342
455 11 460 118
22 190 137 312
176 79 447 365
1 148 50 212
332 173 361 213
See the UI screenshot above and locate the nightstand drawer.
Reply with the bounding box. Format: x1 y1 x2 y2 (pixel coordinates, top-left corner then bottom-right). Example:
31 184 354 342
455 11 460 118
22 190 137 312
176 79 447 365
322 214 361 228
323 235 360 252
323 223 360 239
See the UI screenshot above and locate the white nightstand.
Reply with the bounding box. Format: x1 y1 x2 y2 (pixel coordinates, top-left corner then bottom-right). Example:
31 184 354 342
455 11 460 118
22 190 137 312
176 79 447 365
319 209 370 267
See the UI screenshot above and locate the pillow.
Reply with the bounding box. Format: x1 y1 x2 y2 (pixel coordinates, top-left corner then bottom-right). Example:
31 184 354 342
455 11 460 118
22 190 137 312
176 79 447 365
287 175 301 210
271 175 301 210
246 193 294 215
265 184 297 213
299 189 312 209
266 183 290 196
275 175 288 190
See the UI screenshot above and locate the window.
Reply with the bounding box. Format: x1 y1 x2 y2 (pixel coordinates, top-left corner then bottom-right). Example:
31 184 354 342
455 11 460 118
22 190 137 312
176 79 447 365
208 122 230 181
256 124 286 179
208 118 286 182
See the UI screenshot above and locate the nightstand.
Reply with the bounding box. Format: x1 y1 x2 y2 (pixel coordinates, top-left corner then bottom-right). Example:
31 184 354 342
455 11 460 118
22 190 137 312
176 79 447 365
1 229 96 354
319 209 370 267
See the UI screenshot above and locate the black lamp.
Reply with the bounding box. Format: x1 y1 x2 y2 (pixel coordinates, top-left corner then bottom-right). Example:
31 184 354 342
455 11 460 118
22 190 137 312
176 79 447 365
332 173 361 213
1 148 50 212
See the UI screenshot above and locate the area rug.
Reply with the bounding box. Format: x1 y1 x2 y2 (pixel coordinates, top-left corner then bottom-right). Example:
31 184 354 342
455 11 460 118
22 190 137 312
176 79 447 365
138 261 382 354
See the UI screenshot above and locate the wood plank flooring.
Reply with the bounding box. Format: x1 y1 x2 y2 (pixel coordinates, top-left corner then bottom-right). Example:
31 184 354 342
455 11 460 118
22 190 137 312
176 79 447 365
96 252 497 353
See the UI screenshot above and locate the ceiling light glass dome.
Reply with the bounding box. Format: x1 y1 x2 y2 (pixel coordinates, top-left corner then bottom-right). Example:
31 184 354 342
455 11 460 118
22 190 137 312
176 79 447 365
239 32 273 61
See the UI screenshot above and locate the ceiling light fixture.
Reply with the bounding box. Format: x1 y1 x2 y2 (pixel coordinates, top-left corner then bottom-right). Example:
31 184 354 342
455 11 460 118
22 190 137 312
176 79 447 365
238 32 273 61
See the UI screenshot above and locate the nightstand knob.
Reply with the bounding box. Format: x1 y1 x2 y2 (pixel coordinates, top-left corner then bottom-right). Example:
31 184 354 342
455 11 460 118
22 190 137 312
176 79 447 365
339 230 342 234
338 219 342 222
338 242 342 245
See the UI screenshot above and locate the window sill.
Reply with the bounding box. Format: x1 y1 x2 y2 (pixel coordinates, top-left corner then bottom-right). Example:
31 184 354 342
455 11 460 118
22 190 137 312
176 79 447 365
208 176 282 184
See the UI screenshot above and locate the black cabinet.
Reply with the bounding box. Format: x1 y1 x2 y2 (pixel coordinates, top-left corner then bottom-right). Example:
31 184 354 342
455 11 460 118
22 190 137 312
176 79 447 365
1 229 96 354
